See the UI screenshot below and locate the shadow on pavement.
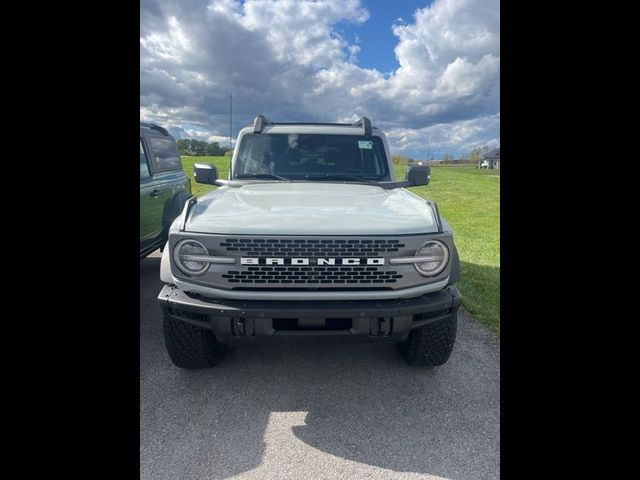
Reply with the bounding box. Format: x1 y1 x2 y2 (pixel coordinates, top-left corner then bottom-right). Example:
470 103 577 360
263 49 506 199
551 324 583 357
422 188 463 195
140 256 500 480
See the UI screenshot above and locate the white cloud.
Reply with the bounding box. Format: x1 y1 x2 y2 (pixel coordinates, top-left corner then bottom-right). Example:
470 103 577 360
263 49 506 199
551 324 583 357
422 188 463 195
140 16 193 63
386 113 500 158
140 0 499 157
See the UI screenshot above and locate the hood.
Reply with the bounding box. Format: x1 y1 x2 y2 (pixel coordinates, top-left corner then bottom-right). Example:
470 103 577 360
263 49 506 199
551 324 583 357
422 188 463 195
184 182 438 235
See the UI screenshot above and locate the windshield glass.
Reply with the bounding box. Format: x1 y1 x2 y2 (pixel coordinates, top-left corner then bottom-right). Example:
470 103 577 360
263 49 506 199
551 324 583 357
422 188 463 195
233 133 389 180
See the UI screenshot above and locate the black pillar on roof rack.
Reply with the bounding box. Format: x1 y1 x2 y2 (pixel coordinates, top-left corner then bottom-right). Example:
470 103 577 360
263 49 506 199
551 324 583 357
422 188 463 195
353 117 372 136
253 115 269 133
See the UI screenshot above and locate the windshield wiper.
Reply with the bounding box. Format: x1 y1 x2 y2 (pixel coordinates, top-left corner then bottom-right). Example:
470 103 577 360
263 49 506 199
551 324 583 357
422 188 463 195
305 174 377 185
235 173 292 182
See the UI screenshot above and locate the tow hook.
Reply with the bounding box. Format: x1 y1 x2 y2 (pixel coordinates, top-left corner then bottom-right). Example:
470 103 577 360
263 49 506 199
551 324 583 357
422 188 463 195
374 317 392 336
379 317 391 336
233 318 246 336
232 318 255 337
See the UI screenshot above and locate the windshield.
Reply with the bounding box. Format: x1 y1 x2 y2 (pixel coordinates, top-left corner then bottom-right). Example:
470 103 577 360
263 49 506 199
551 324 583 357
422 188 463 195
233 133 389 181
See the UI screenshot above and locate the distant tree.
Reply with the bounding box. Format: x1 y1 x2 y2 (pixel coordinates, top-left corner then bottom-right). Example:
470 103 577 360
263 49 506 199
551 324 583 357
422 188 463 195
176 139 193 156
392 154 409 165
177 137 235 156
204 141 223 156
193 140 208 156
469 147 480 163
223 149 234 157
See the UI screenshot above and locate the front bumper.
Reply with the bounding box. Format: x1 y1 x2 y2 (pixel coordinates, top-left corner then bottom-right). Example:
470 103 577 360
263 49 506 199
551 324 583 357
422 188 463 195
158 284 461 340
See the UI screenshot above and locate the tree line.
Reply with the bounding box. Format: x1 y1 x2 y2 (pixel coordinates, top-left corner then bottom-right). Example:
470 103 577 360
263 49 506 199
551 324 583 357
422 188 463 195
458 145 492 162
393 145 495 164
176 139 232 157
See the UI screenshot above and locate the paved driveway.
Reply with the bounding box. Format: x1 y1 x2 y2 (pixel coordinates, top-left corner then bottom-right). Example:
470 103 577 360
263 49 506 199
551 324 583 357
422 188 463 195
141 252 500 480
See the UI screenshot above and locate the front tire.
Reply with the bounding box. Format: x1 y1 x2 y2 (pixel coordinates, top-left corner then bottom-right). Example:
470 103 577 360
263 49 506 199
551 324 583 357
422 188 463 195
163 314 225 369
397 312 457 366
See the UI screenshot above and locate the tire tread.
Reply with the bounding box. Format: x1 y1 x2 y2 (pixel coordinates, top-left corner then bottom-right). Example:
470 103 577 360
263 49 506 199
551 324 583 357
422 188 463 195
163 314 223 369
397 312 457 366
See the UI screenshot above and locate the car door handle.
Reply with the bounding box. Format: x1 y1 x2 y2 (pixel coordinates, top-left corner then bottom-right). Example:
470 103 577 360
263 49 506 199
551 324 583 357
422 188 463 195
150 189 161 197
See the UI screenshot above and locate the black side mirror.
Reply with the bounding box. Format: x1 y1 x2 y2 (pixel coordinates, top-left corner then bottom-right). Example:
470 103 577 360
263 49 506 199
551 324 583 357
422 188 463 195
405 164 430 186
194 163 218 185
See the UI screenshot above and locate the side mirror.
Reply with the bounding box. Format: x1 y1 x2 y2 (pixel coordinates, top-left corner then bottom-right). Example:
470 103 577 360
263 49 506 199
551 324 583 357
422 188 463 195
405 164 430 186
194 163 218 185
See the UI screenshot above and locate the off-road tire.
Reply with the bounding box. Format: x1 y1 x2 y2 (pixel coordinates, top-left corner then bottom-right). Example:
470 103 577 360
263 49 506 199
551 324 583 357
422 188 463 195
163 313 224 369
397 312 457 366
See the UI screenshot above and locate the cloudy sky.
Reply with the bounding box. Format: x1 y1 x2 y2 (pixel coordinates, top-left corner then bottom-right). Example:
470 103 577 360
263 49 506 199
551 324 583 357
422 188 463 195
140 0 499 159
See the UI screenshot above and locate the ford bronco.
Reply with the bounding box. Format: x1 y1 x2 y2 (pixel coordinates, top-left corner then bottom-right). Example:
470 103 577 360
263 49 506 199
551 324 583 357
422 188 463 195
140 122 191 258
157 116 461 368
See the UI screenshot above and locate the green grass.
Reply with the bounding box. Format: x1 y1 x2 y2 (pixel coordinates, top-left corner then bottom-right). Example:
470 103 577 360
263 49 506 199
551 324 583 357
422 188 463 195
181 156 231 197
396 165 500 334
182 157 500 335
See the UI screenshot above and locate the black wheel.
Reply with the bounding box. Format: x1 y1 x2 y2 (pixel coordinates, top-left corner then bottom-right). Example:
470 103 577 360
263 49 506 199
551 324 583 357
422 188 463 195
397 312 458 366
163 313 225 369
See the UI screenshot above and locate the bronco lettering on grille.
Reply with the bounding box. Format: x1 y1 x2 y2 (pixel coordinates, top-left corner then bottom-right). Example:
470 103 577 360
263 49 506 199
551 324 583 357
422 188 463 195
240 257 385 266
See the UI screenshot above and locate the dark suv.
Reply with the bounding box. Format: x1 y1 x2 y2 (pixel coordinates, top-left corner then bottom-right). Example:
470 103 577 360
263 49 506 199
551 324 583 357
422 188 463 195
140 122 192 258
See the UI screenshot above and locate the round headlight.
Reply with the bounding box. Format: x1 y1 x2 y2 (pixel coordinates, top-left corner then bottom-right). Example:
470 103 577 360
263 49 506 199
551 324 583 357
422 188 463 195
414 240 449 276
173 239 210 276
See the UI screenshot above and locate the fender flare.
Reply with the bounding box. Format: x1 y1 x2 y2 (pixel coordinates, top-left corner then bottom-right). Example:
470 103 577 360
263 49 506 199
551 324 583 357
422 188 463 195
448 243 461 284
160 242 173 284
162 191 191 232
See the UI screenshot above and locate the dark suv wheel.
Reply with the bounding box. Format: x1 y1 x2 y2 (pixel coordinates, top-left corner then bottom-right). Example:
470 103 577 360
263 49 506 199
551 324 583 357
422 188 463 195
397 312 458 366
162 313 226 369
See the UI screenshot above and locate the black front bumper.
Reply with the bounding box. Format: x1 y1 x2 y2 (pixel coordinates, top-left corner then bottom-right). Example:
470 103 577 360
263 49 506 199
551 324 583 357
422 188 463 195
158 285 461 340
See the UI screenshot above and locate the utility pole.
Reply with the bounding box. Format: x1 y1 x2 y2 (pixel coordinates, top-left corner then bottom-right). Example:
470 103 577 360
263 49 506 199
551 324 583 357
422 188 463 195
229 94 232 176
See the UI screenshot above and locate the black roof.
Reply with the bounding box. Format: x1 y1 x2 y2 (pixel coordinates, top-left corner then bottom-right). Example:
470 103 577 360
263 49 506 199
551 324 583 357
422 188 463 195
482 148 500 159
140 121 171 137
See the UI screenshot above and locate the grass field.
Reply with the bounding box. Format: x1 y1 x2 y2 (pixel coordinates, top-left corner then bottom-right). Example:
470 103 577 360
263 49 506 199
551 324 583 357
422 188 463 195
181 157 500 335
182 156 231 197
395 165 500 334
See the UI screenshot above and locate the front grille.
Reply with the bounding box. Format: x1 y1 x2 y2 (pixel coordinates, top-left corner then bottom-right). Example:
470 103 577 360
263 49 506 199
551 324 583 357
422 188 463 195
185 235 434 291
219 238 405 257
221 265 402 285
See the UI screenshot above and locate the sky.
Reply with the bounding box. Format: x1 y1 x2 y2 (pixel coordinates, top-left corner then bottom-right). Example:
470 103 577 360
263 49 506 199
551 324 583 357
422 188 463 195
140 0 499 159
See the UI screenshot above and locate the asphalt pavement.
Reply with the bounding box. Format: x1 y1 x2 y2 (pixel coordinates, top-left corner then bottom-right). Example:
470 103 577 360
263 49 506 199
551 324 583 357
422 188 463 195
140 251 500 480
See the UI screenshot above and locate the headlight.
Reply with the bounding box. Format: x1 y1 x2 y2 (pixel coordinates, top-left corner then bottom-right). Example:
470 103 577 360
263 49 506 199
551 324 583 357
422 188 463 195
414 240 449 276
173 239 210 276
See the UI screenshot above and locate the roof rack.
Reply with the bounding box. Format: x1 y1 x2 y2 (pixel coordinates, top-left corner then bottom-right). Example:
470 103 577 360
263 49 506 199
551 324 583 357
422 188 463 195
140 122 170 136
352 117 372 136
251 115 373 135
253 115 269 133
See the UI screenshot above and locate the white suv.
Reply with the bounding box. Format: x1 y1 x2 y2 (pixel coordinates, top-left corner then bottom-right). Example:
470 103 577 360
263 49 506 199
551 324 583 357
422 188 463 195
158 116 462 369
